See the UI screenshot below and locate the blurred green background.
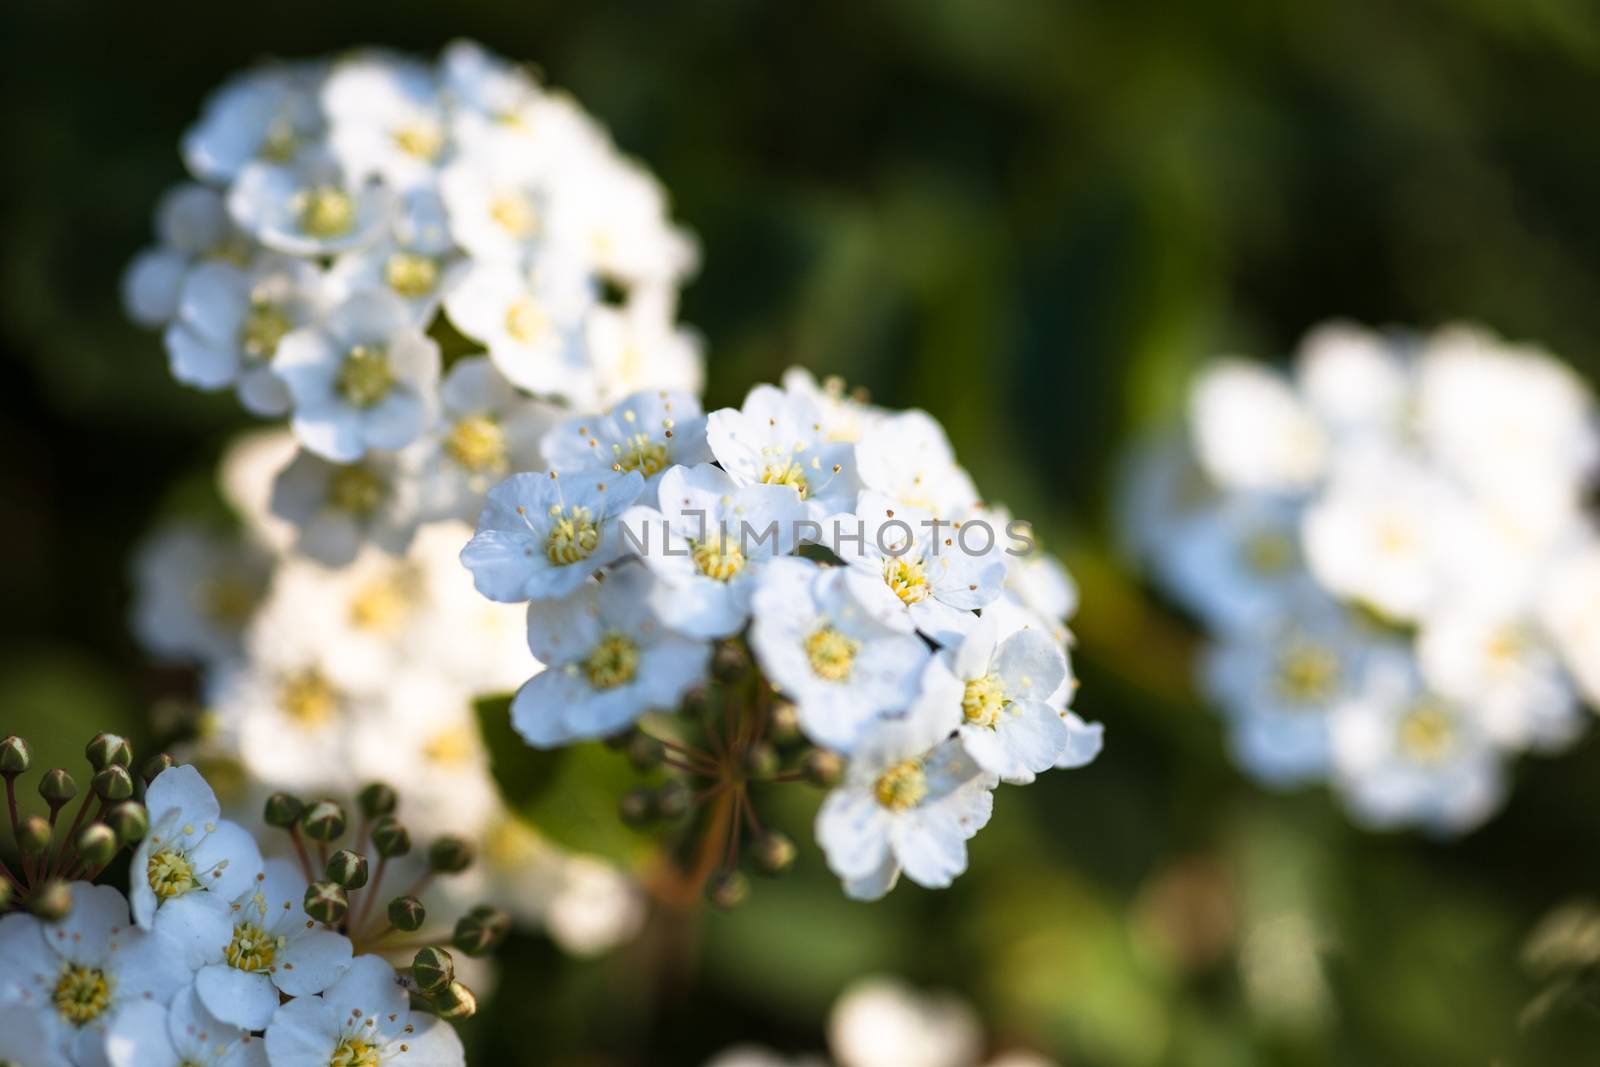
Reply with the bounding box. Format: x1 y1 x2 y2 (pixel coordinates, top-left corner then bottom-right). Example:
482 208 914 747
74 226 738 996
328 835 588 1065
5 1 1600 1063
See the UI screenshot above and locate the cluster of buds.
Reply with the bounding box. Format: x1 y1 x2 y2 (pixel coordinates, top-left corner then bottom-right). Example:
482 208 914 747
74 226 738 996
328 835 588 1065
608 637 839 910
260 780 510 1018
0 733 157 919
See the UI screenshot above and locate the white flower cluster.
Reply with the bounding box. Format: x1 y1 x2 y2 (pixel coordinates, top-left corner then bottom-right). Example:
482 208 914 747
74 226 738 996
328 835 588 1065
1131 321 1600 834
704 975 1058 1067
460 371 1103 899
0 766 463 1067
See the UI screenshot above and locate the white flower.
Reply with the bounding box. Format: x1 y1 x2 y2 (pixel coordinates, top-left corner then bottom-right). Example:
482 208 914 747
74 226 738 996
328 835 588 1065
511 564 710 746
269 448 425 566
836 492 1006 648
437 39 538 121
219 429 302 556
706 383 860 520
621 463 807 638
541 389 711 499
749 558 930 752
779 367 885 444
122 184 250 328
263 954 463 1067
459 468 645 602
588 292 706 405
326 189 465 328
0 1001 50 1067
155 858 352 1030
227 155 392 258
970 504 1078 623
163 253 326 415
552 155 698 288
182 64 325 184
1329 651 1505 835
322 53 450 190
130 523 272 668
105 985 267 1067
273 290 441 463
442 260 593 400
1188 359 1326 493
938 620 1073 783
854 410 980 518
1149 492 1306 635
0 884 192 1067
1292 321 1410 442
827 977 983 1067
130 766 264 929
436 144 570 264
1541 541 1600 708
542 855 647 958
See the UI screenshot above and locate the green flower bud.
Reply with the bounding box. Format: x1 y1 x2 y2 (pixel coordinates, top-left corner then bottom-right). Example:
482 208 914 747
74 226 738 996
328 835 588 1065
769 700 801 743
618 786 656 829
370 816 411 858
18 815 51 856
387 895 426 933
706 869 749 910
38 769 77 811
356 782 398 819
303 881 348 925
263 792 304 829
91 765 133 802
432 981 477 1020
29 879 72 921
602 727 637 751
300 800 346 842
626 733 664 772
411 946 454 994
140 753 177 786
753 831 797 876
106 802 149 846
84 733 133 771
74 824 117 870
712 640 748 682
427 835 474 874
0 735 30 776
654 779 691 821
802 748 845 789
325 849 369 889
681 688 712 719
741 741 780 781
468 903 511 935
452 907 508 957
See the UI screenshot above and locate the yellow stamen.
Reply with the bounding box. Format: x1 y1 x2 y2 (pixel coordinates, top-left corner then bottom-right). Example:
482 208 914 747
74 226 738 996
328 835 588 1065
804 626 858 682
584 634 640 690
874 760 928 811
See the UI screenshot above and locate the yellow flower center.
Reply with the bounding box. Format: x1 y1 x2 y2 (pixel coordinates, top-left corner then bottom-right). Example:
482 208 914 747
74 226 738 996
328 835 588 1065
490 194 539 238
804 626 858 682
611 432 670 478
962 674 1008 728
337 345 394 408
260 117 299 162
329 1037 382 1067
883 557 931 605
53 964 111 1026
297 185 355 239
760 460 809 499
147 847 199 900
423 726 478 767
692 535 746 582
224 921 281 973
327 464 386 516
383 252 439 299
241 300 292 360
874 760 928 812
445 414 508 474
1241 529 1295 575
505 298 550 345
584 633 640 691
544 506 600 566
393 121 444 161
1274 642 1340 704
279 668 338 726
348 568 420 632
1398 702 1456 764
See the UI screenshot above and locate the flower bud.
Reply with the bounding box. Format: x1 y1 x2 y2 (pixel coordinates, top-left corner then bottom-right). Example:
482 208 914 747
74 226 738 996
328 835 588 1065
75 824 117 871
654 779 690 821
753 831 797 876
300 800 346 842
92 765 133 802
451 912 501 957
411 946 454 994
712 640 748 681
18 815 51 856
29 879 72 921
387 895 426 933
427 835 474 874
140 752 177 786
0 878 11 911
38 769 77 811
706 869 749 910
0 735 30 776
602 727 637 751
356 782 397 819
741 741 780 781
618 786 656 829
432 981 477 1020
84 733 133 771
303 881 349 925
370 816 411 858
769 700 801 743
802 748 845 788
626 733 664 772
106 802 149 846
263 792 304 829
325 849 369 889
681 688 712 719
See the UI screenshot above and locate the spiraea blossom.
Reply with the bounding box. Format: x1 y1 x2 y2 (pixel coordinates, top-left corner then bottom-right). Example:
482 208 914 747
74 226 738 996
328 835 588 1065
1130 321 1600 834
460 372 1102 901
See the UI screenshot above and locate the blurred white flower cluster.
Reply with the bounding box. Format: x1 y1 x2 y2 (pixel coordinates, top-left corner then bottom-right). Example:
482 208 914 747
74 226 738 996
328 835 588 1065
460 371 1103 900
704 975 1057 1067
1131 321 1600 834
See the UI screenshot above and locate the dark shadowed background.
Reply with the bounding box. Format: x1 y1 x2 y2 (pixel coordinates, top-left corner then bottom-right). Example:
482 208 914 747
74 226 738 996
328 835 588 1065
4 1 1600 1064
